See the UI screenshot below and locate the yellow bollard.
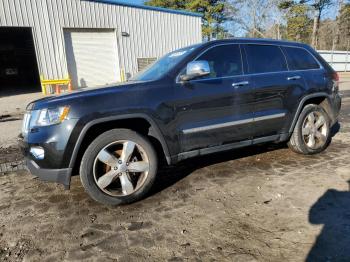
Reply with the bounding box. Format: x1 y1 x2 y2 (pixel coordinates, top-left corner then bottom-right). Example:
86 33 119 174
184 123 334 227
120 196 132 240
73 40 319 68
120 68 125 82
40 75 47 95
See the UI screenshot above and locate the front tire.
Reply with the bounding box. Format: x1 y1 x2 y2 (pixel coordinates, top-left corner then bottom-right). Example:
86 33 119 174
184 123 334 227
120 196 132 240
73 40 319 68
80 129 157 206
288 104 331 155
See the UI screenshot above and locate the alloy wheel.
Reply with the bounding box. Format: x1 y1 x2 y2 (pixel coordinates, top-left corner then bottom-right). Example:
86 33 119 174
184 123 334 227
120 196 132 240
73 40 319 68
302 111 328 150
93 140 150 196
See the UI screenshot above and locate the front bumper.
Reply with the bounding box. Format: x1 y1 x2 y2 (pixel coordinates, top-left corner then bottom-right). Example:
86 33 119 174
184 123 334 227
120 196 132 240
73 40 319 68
19 135 73 189
25 158 72 189
18 115 79 189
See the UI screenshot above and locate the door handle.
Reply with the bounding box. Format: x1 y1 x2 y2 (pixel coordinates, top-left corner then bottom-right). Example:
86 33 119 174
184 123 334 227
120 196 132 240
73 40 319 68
287 76 301 81
232 81 249 88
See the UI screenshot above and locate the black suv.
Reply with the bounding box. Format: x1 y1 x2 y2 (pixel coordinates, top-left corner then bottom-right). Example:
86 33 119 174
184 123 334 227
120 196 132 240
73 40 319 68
20 39 341 205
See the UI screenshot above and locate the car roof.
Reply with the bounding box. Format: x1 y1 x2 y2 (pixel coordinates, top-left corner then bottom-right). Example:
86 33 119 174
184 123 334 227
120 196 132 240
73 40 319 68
200 38 309 48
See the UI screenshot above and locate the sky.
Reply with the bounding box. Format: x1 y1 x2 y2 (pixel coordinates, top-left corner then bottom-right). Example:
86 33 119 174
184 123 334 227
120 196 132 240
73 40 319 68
118 0 145 4
110 0 340 38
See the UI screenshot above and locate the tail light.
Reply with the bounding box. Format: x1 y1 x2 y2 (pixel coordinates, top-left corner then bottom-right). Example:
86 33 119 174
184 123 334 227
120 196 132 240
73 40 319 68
331 72 339 93
332 72 339 82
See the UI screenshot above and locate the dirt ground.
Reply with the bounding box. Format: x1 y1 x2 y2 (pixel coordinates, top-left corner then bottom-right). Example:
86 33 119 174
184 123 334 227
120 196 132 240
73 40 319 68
0 145 22 165
0 79 350 261
0 98 349 261
0 91 42 116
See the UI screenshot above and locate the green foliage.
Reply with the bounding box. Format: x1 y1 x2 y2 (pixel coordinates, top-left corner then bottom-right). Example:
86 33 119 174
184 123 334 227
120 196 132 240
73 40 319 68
279 2 312 43
278 0 294 10
145 0 230 40
300 0 333 11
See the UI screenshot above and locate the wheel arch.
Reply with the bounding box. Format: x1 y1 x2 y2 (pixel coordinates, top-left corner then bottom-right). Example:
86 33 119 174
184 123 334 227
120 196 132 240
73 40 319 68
68 114 171 173
288 92 332 134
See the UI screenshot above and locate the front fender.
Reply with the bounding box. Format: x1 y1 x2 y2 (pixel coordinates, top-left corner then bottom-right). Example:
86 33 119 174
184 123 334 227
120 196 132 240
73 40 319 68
65 113 171 170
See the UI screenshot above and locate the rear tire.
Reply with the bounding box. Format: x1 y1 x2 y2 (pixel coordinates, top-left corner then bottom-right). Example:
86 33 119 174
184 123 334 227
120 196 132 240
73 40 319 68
80 129 157 206
288 104 331 155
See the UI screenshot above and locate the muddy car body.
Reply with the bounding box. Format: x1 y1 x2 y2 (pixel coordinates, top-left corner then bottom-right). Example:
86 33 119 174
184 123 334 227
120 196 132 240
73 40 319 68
20 39 341 205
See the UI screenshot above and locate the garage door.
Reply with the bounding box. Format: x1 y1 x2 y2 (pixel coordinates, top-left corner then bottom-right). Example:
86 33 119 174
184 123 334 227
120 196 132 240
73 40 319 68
0 27 40 94
64 29 120 89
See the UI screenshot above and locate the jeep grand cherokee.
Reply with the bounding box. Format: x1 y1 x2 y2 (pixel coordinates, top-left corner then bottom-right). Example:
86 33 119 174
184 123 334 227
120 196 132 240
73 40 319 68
20 39 341 205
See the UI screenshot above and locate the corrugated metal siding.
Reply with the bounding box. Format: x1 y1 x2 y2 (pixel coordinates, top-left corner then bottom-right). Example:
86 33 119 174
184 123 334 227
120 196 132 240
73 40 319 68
0 0 202 80
318 50 350 72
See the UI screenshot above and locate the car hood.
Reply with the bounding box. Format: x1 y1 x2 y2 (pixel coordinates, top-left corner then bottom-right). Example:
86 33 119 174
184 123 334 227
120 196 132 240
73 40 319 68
28 80 150 110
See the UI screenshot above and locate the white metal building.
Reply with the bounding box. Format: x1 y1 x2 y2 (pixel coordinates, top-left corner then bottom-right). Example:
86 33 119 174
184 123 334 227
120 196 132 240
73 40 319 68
318 50 350 72
0 0 202 92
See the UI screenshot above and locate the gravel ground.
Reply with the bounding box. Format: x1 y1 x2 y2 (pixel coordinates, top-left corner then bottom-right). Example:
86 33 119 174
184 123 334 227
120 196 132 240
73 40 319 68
0 119 22 149
0 91 42 116
0 146 22 165
0 98 349 261
0 79 349 261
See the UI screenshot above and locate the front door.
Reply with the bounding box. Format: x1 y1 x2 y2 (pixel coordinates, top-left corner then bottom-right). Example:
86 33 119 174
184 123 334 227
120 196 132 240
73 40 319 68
173 44 255 152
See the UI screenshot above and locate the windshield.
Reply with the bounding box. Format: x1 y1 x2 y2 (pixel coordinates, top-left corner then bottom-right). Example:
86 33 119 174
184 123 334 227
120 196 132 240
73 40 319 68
131 44 200 81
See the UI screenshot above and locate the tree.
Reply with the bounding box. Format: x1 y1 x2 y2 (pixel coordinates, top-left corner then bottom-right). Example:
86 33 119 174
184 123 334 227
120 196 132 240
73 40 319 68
318 19 337 49
228 0 276 38
301 0 333 48
279 2 312 42
279 0 333 47
337 3 350 50
144 0 233 40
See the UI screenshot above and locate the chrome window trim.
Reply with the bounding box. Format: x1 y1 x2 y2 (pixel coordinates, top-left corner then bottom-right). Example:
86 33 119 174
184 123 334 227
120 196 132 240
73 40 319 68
181 67 323 84
244 67 323 77
242 43 323 70
184 74 248 83
182 113 286 134
176 41 324 84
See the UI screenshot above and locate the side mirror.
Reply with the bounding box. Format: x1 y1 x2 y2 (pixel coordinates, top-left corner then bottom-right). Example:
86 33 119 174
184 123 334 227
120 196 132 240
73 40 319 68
180 60 210 82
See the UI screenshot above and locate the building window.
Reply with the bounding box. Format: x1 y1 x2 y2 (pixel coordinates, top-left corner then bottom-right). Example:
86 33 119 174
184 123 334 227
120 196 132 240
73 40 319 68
137 57 157 72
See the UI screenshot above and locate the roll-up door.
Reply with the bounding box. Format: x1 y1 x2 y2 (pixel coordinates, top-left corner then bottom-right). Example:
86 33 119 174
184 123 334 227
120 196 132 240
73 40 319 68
64 29 120 88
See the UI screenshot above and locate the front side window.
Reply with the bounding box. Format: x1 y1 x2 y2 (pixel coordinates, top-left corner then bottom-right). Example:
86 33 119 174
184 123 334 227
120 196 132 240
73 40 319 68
244 44 288 74
195 44 243 79
282 46 320 70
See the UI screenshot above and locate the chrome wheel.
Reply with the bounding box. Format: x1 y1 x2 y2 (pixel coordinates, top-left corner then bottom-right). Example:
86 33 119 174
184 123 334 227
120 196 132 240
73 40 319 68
302 111 328 150
93 140 150 197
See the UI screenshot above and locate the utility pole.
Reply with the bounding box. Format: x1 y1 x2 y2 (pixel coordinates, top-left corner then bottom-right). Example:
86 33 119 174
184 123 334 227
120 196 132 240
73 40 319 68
346 39 349 72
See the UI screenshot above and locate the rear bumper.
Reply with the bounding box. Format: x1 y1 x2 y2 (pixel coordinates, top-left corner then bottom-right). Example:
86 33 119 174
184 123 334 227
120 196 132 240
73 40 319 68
330 93 341 125
25 158 72 189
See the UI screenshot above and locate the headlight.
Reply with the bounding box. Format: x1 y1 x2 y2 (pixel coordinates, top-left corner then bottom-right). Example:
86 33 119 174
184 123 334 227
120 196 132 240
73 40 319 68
36 106 70 126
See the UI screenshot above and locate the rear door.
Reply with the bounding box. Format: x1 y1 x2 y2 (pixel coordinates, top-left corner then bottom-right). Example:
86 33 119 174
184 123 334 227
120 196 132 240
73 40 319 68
174 44 255 152
281 46 325 93
243 44 307 139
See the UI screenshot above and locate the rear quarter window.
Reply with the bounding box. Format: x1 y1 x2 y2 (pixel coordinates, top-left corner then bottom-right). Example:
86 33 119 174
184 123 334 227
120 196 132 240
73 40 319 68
282 46 320 70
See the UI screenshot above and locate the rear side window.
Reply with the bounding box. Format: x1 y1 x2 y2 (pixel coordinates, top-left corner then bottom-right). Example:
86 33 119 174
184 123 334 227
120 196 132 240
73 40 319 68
244 44 287 74
282 46 320 70
196 44 243 79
